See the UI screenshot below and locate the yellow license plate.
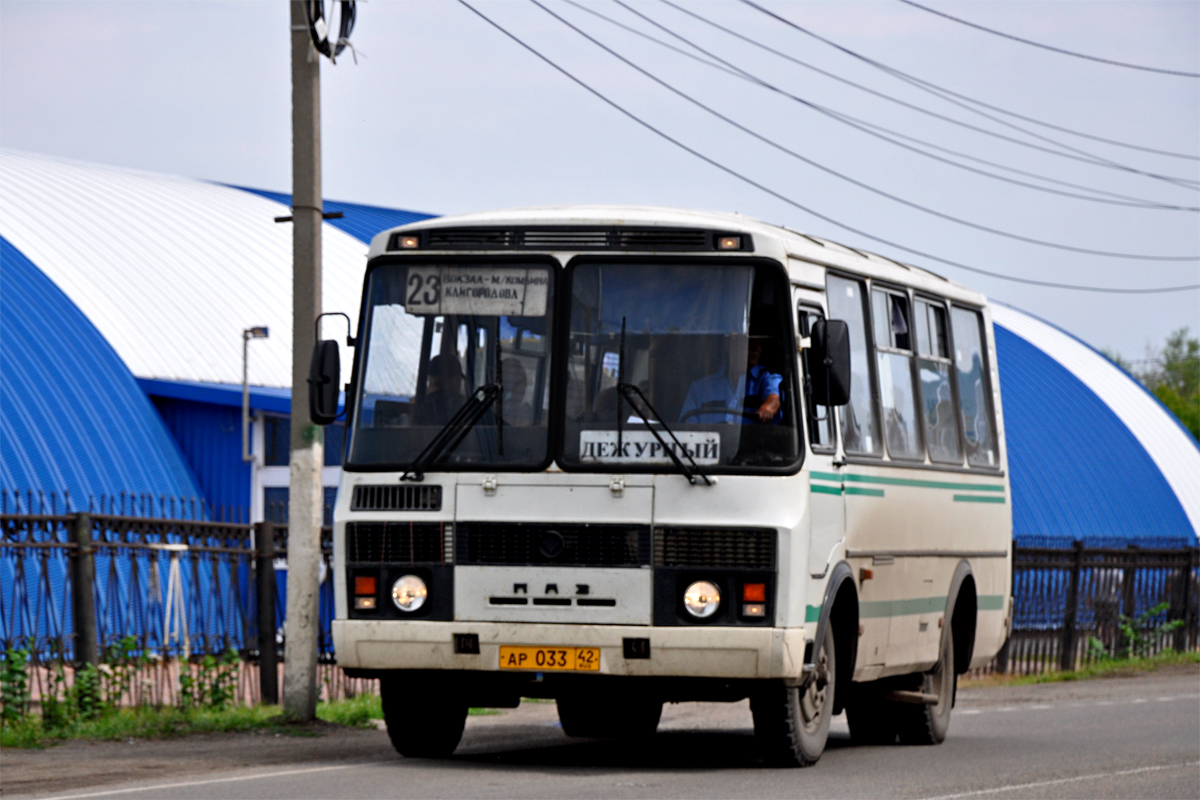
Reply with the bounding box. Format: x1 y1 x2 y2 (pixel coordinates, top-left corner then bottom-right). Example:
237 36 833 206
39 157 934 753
498 646 600 672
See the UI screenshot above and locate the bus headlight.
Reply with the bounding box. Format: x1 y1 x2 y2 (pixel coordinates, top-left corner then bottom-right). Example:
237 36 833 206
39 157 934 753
683 580 720 618
391 575 428 612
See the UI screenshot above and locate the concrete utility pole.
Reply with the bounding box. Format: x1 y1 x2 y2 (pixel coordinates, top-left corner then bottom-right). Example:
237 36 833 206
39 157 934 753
284 0 325 722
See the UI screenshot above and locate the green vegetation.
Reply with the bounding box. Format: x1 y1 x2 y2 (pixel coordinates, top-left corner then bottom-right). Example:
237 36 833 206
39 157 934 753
1106 327 1200 440
1 638 508 749
963 649 1200 688
1087 602 1186 661
1 703 292 749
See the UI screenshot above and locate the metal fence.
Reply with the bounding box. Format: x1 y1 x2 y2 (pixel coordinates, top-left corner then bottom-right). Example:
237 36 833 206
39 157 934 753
996 543 1198 674
3 510 1198 707
0 509 368 707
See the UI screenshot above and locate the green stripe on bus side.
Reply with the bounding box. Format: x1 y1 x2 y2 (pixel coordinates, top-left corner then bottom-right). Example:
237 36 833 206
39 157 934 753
953 494 1007 504
810 471 843 482
860 596 947 618
807 597 1003 623
842 473 1006 492
811 484 843 496
844 486 884 497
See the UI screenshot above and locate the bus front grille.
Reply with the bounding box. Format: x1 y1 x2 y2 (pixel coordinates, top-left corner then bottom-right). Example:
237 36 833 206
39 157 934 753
455 522 651 567
653 527 776 570
345 521 449 564
350 484 442 512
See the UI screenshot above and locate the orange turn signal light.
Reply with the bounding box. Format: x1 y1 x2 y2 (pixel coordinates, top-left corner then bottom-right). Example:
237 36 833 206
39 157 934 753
354 576 377 596
742 583 766 603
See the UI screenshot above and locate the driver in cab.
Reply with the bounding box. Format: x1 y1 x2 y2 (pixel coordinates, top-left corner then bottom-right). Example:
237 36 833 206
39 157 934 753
679 335 782 425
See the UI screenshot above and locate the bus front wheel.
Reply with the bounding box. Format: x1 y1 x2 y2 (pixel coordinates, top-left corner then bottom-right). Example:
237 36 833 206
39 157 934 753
750 623 835 767
380 674 468 758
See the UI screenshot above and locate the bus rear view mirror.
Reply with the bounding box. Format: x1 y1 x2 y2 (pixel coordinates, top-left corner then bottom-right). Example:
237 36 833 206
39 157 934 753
810 319 851 407
309 340 341 425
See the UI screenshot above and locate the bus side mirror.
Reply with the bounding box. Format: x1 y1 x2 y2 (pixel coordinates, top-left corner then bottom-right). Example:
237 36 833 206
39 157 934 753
810 319 851 407
309 340 341 425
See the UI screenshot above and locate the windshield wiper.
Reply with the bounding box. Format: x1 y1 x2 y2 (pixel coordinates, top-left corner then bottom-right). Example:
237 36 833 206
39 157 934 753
401 383 501 482
616 383 713 486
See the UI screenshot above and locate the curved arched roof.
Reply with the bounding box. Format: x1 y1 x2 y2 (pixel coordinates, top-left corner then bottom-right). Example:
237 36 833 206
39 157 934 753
992 304 1199 547
0 150 431 388
0 236 202 512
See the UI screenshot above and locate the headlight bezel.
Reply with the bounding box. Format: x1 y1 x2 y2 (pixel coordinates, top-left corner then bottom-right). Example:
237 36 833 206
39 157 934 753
682 579 722 619
391 574 429 612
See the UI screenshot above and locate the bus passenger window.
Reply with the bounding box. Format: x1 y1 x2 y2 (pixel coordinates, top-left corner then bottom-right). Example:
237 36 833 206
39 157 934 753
872 288 922 461
826 275 880 456
915 299 962 465
950 306 998 468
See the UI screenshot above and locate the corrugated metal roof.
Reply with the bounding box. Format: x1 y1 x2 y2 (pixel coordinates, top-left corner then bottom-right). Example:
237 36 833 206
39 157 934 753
0 150 430 388
0 236 203 511
232 186 433 247
993 305 1198 546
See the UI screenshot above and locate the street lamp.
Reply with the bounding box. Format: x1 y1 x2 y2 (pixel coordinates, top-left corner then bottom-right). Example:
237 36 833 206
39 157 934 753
242 326 270 462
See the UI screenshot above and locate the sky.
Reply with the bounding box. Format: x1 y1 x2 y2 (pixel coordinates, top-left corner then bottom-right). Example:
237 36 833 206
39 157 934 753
1 0 1197 357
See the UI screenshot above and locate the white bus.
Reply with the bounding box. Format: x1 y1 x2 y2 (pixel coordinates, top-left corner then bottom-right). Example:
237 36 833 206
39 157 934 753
310 206 1012 767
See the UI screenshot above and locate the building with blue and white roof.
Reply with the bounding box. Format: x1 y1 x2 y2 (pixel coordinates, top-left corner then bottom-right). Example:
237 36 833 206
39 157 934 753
1 150 1196 547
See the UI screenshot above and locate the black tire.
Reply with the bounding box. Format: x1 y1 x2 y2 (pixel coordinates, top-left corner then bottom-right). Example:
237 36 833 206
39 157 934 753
896 629 955 745
380 674 468 758
556 692 663 738
750 623 835 767
845 682 899 745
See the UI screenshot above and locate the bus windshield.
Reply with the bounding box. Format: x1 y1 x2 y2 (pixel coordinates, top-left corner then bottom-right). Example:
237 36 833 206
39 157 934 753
348 261 554 469
560 262 799 471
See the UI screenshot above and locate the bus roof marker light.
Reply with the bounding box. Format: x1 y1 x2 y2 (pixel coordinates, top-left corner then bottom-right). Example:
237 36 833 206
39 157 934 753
398 235 420 249
717 235 742 250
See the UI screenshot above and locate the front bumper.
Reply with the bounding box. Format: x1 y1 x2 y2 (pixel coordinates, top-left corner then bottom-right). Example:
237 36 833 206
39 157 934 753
333 619 809 679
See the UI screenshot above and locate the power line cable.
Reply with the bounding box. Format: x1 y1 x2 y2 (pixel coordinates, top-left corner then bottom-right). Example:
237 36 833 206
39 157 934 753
656 0 1198 162
660 1 1200 193
455 0 1199 294
897 0 1200 78
735 0 1200 190
531 0 1197 261
568 0 1196 211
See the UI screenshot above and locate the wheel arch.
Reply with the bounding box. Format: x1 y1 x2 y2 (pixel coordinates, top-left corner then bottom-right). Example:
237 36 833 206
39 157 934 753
812 560 858 714
945 560 978 675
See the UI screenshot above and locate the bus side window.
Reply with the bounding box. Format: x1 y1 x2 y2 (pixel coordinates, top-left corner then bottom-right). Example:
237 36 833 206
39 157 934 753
950 306 998 468
826 275 880 456
798 304 834 450
871 287 923 461
914 298 963 465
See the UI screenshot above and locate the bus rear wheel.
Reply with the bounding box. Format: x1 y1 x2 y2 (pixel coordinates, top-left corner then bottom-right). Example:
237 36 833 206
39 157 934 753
380 674 468 758
750 623 835 767
896 629 955 745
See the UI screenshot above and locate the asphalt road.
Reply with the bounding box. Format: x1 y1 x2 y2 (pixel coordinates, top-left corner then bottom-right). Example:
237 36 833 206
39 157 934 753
16 668 1200 800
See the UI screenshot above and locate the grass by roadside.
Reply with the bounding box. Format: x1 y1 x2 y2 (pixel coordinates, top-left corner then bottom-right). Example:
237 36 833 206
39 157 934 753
961 650 1200 688
1 695 506 750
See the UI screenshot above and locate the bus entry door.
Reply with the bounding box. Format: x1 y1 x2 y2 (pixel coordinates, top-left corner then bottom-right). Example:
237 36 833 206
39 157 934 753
798 299 844 585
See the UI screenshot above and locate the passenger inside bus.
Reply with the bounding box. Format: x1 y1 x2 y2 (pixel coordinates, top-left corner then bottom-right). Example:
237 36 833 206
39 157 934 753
415 354 465 426
500 358 535 426
678 336 783 425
